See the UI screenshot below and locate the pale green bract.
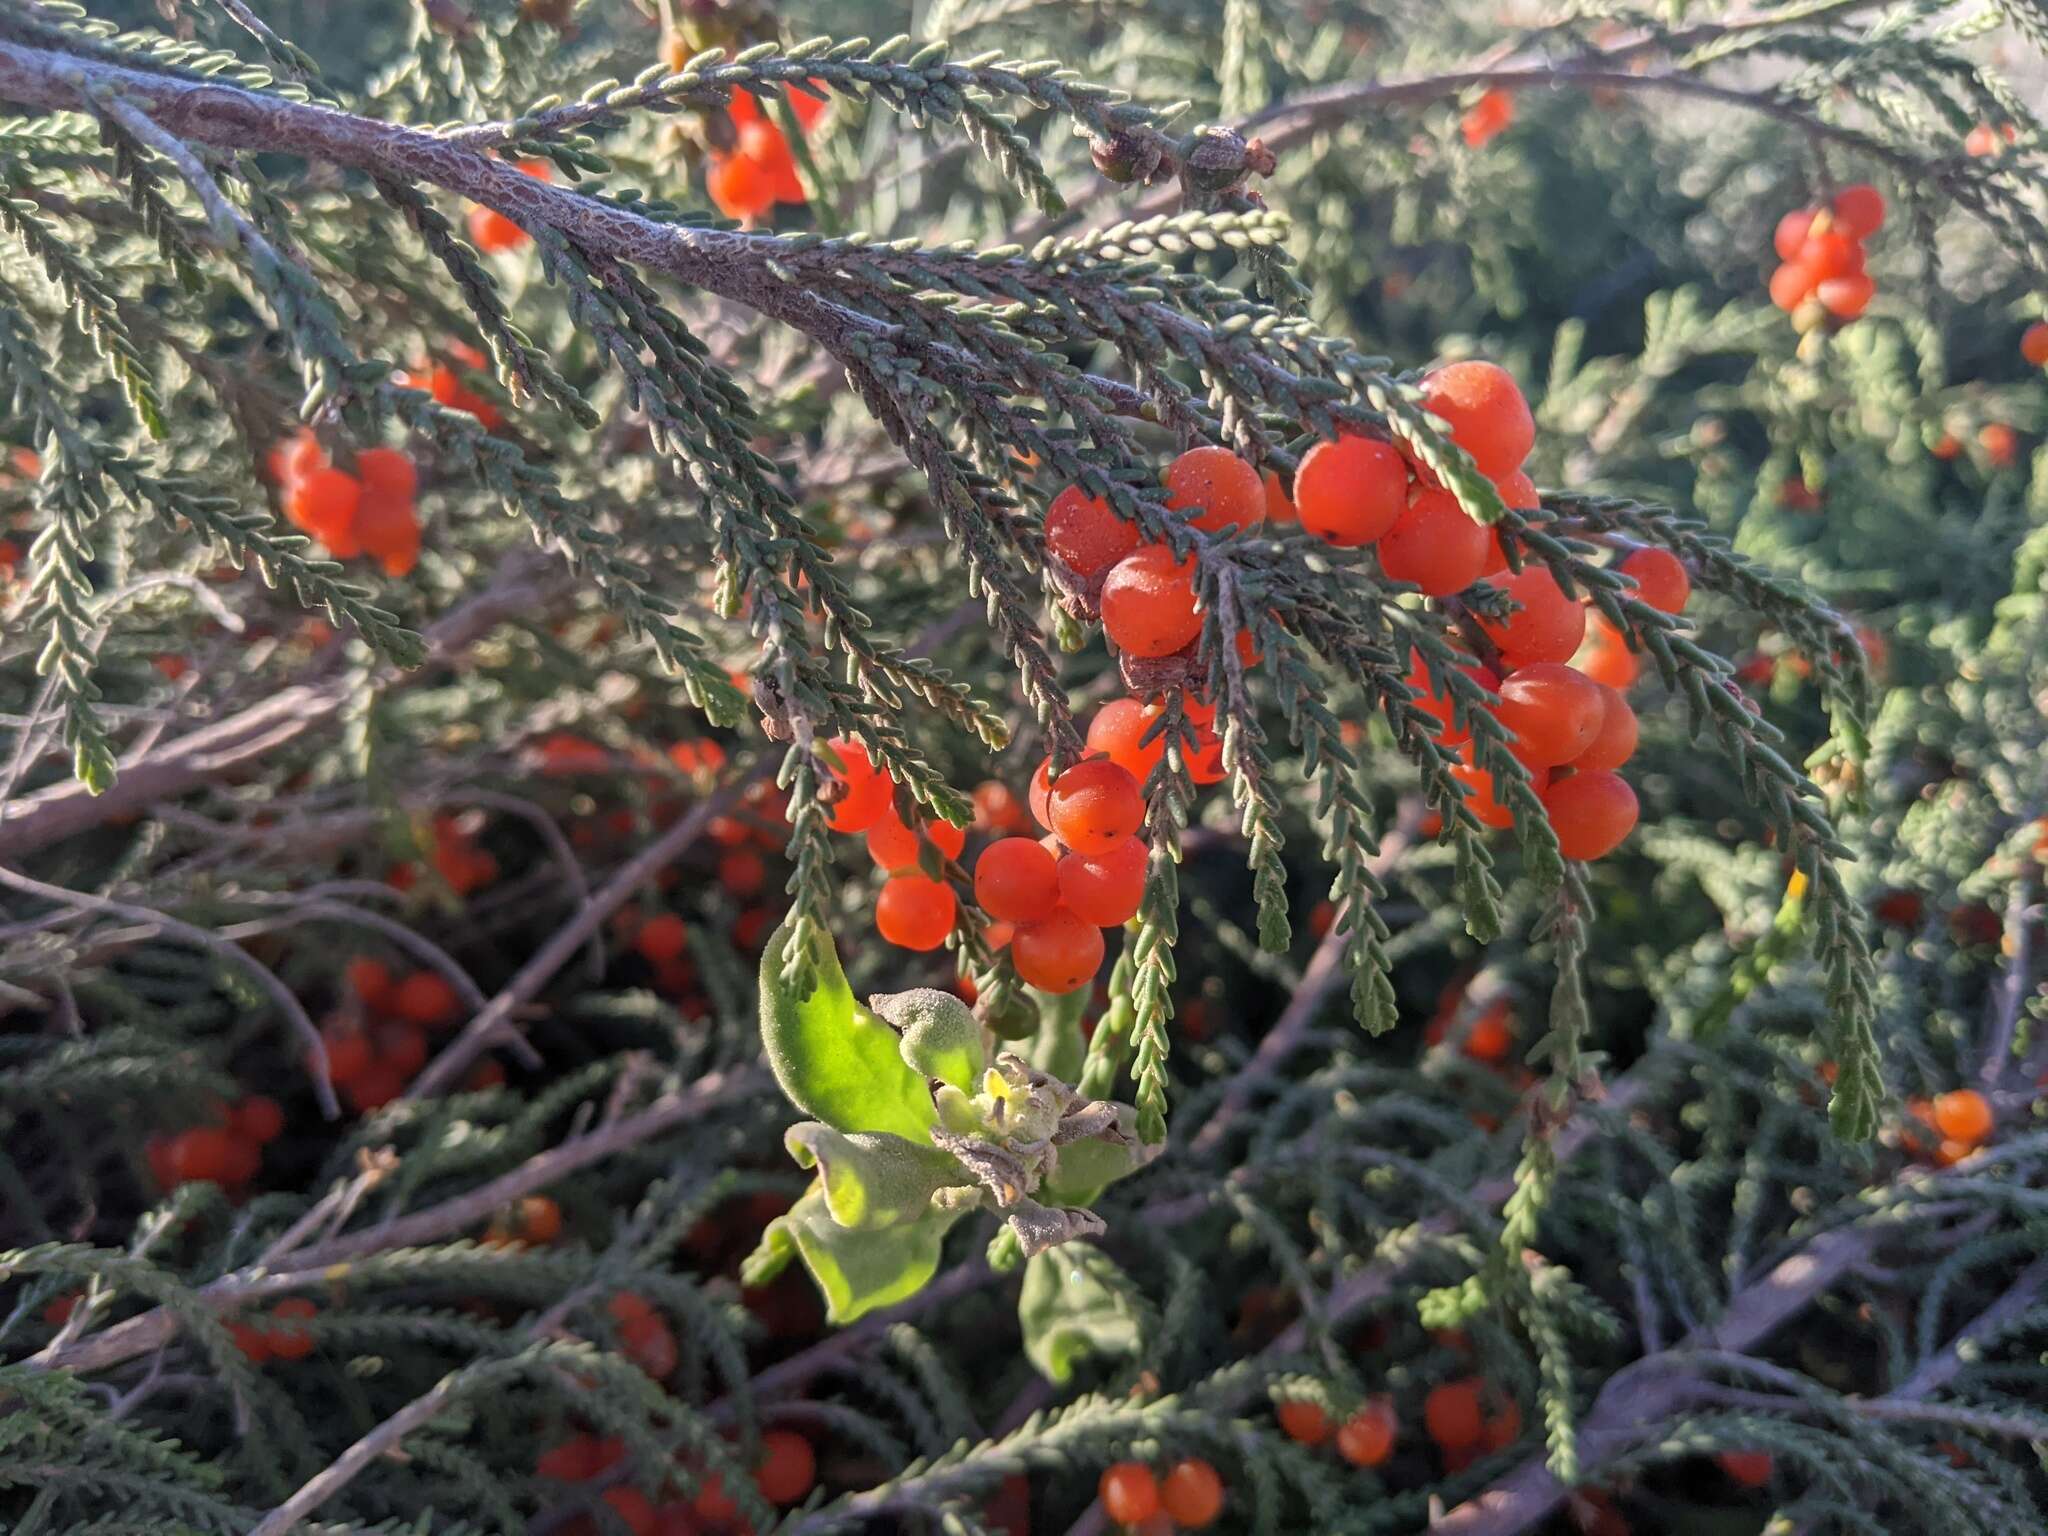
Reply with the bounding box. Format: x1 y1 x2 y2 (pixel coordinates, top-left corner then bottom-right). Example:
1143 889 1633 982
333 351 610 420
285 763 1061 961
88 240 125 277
745 916 1160 1329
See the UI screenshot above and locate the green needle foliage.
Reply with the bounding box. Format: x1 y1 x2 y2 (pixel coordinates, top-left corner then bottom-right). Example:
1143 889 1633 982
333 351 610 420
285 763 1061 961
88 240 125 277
2 2 2046 1533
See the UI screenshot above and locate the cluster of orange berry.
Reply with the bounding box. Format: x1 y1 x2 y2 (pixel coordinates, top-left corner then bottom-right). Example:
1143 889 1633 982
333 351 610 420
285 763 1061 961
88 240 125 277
1903 1086 1996 1167
268 430 422 577
143 1094 284 1190
2023 321 2048 368
1767 183 1885 323
1966 121 2019 157
466 158 552 253
702 83 824 222
814 736 969 953
1096 1457 1226 1531
537 1422 815 1536
316 956 471 1111
1275 1396 1399 1468
228 1298 320 1364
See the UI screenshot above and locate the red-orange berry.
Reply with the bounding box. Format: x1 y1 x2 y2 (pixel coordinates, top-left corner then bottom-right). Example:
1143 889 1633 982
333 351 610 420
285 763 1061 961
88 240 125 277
973 779 1030 835
1293 433 1408 547
1420 361 1534 479
394 971 461 1028
755 1429 817 1505
356 493 420 577
1056 836 1148 927
286 467 361 547
1423 1378 1484 1450
1011 906 1105 993
1618 548 1690 614
1045 485 1140 579
1478 566 1587 667
1405 651 1498 748
373 1020 428 1076
1101 545 1203 658
1574 611 1639 690
1817 272 1875 319
1276 1399 1331 1445
344 1060 409 1112
1087 697 1168 783
1159 1459 1224 1528
1573 683 1638 772
1932 1089 1993 1145
1377 487 1492 596
167 1126 237 1185
1262 468 1297 523
1028 758 1056 831
1979 422 2020 468
976 836 1062 924
1336 1398 1398 1466
707 152 776 221
266 1298 318 1361
718 847 767 897
235 1096 285 1145
1541 770 1639 860
322 1022 374 1083
1046 758 1144 854
354 447 418 500
1718 1450 1773 1488
876 875 957 951
1450 760 1520 830
1098 1463 1160 1525
1768 262 1816 312
2024 322 2048 368
1493 663 1605 768
1460 87 1514 148
1773 208 1816 262
823 737 892 833
1831 183 1886 240
1164 445 1265 534
866 805 967 871
736 119 804 204
637 913 690 967
345 956 394 1011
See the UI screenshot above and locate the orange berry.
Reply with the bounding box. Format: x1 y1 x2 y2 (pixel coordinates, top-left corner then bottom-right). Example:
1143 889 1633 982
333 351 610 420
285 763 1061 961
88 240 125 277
1087 698 1169 782
1768 262 1816 312
2023 322 2048 368
322 1023 375 1083
1478 565 1586 667
975 836 1061 924
1046 758 1144 854
737 119 804 204
1460 87 1514 148
1979 422 2020 468
1336 1399 1397 1466
876 875 957 951
1011 906 1105 993
866 805 967 871
973 779 1030 835
344 1060 408 1111
1098 1463 1160 1525
1102 544 1204 658
1618 548 1690 614
1773 208 1816 262
1262 468 1297 523
1965 122 2013 157
718 846 767 896
1800 228 1862 281
230 1320 273 1363
1462 1000 1515 1063
1294 433 1408 547
1164 445 1266 534
1420 361 1534 479
637 913 691 967
1817 272 1875 319
393 971 461 1028
1056 836 1148 927
1718 1450 1773 1488
1405 651 1499 748
345 956 395 1011
373 1020 428 1076
235 1096 285 1145
1573 610 1639 690
1540 769 1639 860
1378 487 1492 596
1028 758 1056 831
1493 662 1605 768
1276 1399 1331 1446
1450 759 1521 830
286 467 362 546
1573 683 1638 772
1046 485 1140 579
467 204 529 253
602 1488 657 1536
167 1126 236 1185
1159 1459 1224 1528
756 1429 817 1505
707 152 776 220
1831 183 1885 239
822 738 892 833
1931 1089 1993 1145
1424 1379 1484 1450
1480 1397 1522 1451
265 1298 318 1360
354 447 417 500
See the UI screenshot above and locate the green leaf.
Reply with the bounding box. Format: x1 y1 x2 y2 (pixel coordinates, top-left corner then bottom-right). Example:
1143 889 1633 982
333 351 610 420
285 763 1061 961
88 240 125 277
1024 984 1088 1081
1040 1104 1148 1207
746 1182 965 1324
869 988 985 1091
785 1123 969 1229
1019 1245 1141 1384
759 915 937 1139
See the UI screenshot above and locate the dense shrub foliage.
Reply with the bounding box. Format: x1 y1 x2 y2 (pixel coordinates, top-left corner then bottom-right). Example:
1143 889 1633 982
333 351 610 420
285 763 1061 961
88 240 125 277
2 2 2046 1534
